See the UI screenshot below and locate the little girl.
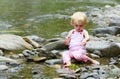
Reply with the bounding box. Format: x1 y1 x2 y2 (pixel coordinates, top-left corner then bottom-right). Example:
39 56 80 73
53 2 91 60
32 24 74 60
62 12 100 68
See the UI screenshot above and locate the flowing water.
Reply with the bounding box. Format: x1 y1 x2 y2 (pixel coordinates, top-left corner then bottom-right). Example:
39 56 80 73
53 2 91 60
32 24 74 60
0 0 120 38
0 0 120 79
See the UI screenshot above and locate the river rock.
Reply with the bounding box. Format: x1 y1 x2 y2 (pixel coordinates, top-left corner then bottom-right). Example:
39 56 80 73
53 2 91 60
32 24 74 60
0 34 33 51
43 39 68 51
109 67 120 77
33 56 46 62
0 65 8 70
92 26 120 36
23 36 40 48
25 35 46 44
86 40 120 57
0 50 4 56
76 65 120 79
56 68 74 74
45 59 62 65
23 35 46 48
109 18 120 26
0 56 18 64
87 4 120 27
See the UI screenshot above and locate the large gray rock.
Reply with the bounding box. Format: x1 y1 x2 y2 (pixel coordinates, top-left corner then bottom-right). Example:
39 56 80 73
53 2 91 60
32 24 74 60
0 34 33 51
86 40 120 57
92 26 120 36
43 39 68 51
109 18 120 26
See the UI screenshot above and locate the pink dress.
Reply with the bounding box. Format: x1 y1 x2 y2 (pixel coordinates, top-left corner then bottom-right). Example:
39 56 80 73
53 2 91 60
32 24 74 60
62 29 88 65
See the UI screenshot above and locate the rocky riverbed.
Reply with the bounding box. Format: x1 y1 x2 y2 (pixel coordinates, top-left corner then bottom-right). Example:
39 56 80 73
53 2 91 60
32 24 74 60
0 4 120 79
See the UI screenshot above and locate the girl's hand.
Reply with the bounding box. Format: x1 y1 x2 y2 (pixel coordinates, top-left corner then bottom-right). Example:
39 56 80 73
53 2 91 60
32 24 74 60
81 40 87 46
82 30 90 46
64 37 71 45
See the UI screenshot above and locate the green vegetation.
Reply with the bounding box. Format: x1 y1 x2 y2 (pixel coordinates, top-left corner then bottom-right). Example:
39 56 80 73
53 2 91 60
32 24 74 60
42 66 59 78
69 64 79 70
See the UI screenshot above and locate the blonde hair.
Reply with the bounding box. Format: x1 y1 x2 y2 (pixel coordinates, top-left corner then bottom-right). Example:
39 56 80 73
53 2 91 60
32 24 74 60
71 12 87 26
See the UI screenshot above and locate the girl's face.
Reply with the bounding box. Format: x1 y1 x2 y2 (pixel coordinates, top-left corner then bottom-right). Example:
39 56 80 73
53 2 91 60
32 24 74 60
73 23 84 32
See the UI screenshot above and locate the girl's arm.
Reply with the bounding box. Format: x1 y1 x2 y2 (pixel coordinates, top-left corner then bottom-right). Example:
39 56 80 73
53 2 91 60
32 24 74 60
82 30 90 46
64 30 73 45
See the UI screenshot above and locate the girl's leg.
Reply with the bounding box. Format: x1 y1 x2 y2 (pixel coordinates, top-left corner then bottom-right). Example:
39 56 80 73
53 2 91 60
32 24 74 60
70 50 84 61
70 50 99 64
86 56 100 64
62 51 71 67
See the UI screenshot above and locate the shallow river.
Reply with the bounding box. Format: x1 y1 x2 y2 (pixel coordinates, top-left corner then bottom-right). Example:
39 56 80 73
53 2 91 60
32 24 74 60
0 0 120 79
0 0 120 38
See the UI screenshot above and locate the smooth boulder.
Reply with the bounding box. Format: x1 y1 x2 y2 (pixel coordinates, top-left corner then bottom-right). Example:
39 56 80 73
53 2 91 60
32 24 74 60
86 40 120 57
0 34 33 51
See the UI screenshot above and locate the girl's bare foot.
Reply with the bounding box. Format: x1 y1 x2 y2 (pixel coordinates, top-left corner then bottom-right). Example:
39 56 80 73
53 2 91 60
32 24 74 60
64 62 71 68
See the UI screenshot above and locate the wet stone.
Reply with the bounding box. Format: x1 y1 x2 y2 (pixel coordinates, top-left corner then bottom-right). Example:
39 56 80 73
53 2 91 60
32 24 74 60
45 59 62 65
0 65 8 70
33 56 46 62
59 73 76 79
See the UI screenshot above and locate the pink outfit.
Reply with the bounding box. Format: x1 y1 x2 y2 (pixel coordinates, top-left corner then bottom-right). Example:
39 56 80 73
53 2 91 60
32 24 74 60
62 29 88 66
